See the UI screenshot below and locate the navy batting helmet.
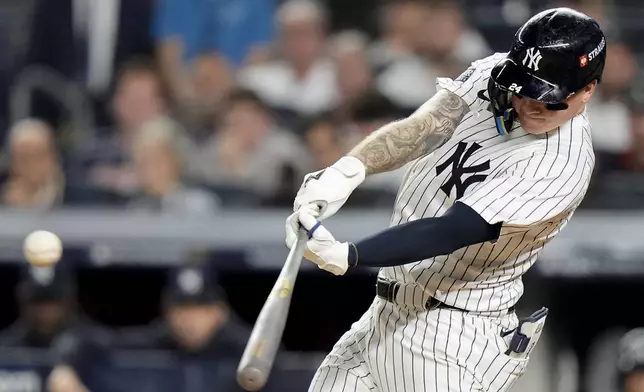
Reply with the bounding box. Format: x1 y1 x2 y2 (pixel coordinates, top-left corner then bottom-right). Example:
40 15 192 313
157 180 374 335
488 7 606 134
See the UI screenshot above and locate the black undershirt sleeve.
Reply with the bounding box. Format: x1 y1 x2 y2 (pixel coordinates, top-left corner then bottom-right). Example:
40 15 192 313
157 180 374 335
348 202 502 268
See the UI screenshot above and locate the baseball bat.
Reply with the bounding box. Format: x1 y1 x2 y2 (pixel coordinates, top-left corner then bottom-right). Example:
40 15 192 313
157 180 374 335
237 229 308 391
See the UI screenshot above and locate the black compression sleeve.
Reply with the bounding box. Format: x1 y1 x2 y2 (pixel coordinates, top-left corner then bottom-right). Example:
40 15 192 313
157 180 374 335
348 202 502 268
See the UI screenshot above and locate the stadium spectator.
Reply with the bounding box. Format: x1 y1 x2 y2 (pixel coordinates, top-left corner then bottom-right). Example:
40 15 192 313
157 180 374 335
371 0 438 112
302 113 345 171
617 328 644 392
0 28 12 143
623 98 644 172
375 0 492 111
0 265 77 348
75 58 170 195
128 117 219 214
0 119 121 208
26 0 154 128
0 119 62 209
368 0 427 70
0 265 112 392
153 0 274 103
114 265 259 392
330 30 374 123
239 0 338 119
587 40 637 165
419 0 492 66
180 53 236 132
189 88 311 203
583 327 629 392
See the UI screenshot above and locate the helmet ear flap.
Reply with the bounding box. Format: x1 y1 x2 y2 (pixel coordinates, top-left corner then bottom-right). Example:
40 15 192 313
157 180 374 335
487 77 517 135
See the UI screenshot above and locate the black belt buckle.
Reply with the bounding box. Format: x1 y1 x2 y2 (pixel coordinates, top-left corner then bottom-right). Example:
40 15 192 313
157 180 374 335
387 282 399 302
376 278 399 303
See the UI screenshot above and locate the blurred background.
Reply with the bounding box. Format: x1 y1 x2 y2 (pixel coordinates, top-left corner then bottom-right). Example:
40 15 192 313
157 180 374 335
0 0 641 391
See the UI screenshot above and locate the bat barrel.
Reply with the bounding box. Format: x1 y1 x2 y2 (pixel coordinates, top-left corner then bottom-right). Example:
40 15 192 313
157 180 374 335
236 230 308 391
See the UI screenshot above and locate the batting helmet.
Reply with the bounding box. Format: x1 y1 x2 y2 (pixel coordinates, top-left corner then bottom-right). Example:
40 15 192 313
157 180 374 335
488 7 606 134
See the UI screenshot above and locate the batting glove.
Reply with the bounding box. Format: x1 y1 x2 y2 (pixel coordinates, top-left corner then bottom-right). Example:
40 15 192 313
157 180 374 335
293 156 366 221
289 209 351 276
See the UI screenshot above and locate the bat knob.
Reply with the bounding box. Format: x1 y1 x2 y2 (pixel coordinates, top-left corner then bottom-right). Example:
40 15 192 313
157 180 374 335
237 367 268 391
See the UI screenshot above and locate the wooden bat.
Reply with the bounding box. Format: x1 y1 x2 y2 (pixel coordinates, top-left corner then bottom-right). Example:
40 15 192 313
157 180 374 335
237 229 308 391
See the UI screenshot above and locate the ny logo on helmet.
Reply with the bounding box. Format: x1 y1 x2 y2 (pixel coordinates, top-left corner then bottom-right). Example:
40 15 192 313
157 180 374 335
522 48 542 71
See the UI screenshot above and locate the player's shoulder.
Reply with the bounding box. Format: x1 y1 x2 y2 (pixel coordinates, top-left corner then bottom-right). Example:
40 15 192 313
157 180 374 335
516 119 595 179
454 52 507 83
436 52 507 110
552 111 594 151
469 52 508 70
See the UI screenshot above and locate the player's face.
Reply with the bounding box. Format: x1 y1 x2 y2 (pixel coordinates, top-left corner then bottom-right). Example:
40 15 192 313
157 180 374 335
511 81 597 135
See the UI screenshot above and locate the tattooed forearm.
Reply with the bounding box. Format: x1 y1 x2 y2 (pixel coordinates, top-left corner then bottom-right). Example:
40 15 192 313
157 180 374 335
348 90 469 176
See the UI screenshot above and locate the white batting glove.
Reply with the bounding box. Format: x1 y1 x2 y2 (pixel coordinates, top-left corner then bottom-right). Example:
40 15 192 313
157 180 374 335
293 156 366 221
289 209 350 276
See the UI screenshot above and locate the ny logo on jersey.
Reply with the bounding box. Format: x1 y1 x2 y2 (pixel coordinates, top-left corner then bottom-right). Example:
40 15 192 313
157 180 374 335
522 47 542 71
436 142 490 199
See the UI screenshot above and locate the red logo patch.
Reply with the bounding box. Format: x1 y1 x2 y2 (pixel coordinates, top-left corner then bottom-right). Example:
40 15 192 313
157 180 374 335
579 55 589 68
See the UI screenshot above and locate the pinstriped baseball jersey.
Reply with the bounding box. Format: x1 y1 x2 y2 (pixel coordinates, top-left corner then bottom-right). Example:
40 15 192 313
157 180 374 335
378 52 595 312
308 52 594 392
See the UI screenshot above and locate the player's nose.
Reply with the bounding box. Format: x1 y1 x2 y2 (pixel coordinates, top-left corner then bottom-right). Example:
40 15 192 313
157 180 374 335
522 98 547 115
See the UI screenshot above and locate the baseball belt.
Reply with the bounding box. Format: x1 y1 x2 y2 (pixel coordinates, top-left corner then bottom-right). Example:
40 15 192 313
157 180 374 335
376 278 515 314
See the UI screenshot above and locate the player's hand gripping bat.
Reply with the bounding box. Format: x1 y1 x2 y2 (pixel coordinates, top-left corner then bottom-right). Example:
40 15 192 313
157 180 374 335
237 229 308 391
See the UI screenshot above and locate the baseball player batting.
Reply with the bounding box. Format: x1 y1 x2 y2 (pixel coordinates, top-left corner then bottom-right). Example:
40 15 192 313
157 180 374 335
285 7 605 392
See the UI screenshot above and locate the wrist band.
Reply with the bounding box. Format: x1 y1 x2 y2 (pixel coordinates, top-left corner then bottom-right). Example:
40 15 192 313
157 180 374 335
348 242 359 268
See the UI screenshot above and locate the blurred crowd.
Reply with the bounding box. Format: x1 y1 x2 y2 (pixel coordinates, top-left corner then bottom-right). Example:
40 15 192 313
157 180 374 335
0 0 641 213
0 261 311 392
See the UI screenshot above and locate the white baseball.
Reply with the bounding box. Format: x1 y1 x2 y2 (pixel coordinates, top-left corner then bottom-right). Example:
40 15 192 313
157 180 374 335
23 230 63 267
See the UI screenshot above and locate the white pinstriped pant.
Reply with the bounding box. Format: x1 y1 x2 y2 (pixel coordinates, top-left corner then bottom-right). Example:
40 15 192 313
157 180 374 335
309 297 532 392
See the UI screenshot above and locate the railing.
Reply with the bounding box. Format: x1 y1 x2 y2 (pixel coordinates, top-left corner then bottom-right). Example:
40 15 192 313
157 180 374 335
0 208 640 277
0 347 322 392
9 65 95 147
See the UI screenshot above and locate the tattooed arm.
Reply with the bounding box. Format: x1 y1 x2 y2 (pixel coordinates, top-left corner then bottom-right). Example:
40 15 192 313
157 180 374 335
348 90 469 175
289 90 469 222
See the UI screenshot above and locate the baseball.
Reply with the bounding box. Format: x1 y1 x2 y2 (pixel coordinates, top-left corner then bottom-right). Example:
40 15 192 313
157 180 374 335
23 230 63 267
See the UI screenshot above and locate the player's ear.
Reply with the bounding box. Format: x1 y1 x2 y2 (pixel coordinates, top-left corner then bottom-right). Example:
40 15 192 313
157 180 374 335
580 80 598 105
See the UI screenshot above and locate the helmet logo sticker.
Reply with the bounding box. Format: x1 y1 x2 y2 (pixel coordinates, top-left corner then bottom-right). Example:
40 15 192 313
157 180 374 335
588 37 605 62
522 48 543 71
579 55 589 68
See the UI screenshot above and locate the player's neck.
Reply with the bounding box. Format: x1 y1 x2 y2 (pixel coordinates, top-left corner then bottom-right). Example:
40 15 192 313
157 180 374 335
576 105 586 117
